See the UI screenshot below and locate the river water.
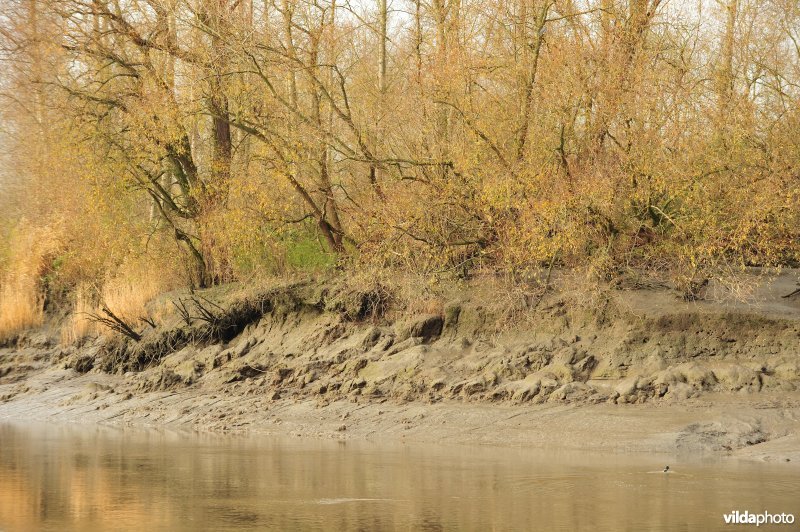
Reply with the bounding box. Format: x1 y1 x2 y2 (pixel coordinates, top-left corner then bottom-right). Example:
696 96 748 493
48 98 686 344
0 423 797 531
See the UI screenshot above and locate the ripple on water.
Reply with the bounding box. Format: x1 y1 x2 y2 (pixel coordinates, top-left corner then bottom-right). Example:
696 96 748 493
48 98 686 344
315 498 395 505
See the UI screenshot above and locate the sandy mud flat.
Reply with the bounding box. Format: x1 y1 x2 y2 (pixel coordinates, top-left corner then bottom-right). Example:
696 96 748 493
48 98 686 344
1 272 799 463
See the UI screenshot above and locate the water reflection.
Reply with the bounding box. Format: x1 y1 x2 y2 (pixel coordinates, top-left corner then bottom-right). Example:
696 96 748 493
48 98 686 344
0 423 797 531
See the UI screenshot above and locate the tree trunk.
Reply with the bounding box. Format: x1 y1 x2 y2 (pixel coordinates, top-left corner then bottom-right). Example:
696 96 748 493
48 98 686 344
716 0 738 142
589 0 658 152
515 0 551 163
203 0 234 284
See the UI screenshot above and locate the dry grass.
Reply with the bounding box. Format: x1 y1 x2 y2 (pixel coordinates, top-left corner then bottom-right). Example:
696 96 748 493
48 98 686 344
57 256 183 344
0 273 44 342
0 225 61 342
60 284 96 345
102 271 164 323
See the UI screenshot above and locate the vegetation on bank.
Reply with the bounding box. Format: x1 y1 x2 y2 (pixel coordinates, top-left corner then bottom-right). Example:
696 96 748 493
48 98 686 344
0 0 798 342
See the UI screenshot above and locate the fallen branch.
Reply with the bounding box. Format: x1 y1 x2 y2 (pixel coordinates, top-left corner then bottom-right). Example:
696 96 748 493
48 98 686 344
191 296 222 325
172 298 193 326
782 287 800 299
86 306 142 342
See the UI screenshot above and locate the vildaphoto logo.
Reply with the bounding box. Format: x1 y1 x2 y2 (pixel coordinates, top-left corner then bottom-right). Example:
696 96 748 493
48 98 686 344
723 511 796 526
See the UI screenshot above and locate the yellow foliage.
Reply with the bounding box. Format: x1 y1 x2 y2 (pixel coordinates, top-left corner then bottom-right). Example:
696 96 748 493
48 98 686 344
0 0 798 329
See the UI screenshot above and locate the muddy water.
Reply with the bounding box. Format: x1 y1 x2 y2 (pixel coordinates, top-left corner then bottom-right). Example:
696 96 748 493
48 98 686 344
0 424 797 531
